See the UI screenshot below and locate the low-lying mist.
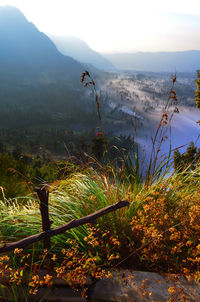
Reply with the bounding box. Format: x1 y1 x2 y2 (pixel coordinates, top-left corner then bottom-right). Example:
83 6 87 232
137 108 200 160
100 71 198 164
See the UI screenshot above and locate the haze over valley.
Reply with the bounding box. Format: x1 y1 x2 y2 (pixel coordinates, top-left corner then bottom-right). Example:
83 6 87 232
1 3 200 296
0 4 199 163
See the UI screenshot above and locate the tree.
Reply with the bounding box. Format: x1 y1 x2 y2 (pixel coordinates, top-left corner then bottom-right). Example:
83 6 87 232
173 142 200 172
195 70 200 108
91 133 104 160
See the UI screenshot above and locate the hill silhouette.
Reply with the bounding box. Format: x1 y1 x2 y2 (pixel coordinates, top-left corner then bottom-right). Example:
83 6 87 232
48 35 114 71
0 6 92 132
0 6 83 76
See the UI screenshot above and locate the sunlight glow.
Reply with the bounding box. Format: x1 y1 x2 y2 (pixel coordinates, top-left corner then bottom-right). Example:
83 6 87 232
0 0 200 52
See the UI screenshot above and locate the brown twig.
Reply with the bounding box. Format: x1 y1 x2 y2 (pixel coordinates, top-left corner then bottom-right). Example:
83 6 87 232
80 70 108 154
145 75 178 185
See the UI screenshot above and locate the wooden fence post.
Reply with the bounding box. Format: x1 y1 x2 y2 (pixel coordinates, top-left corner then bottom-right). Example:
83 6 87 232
35 187 51 250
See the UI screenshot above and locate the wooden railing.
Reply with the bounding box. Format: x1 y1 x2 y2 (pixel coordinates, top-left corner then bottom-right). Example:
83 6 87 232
0 188 129 253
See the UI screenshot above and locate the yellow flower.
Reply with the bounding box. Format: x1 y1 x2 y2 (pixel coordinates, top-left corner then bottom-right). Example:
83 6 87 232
168 286 176 294
44 274 53 286
14 248 23 254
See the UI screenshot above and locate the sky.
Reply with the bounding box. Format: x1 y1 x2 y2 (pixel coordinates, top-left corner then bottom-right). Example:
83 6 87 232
0 0 200 53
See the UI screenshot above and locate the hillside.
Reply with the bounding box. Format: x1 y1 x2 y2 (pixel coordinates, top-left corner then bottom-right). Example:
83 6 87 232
0 6 83 76
48 35 114 71
0 6 91 151
0 6 131 156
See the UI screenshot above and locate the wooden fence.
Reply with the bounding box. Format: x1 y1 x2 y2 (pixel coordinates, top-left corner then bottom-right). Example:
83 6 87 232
0 187 129 253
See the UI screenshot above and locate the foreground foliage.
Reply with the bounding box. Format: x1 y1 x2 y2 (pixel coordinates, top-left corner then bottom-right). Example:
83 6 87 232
0 165 200 301
0 228 119 300
1 165 200 275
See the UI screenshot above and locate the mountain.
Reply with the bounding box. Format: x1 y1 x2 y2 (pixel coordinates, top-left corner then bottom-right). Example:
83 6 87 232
48 35 114 71
0 6 83 76
0 6 91 132
103 51 200 73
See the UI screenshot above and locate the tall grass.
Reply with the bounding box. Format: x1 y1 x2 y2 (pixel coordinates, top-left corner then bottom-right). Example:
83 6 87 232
1 165 200 274
0 169 132 251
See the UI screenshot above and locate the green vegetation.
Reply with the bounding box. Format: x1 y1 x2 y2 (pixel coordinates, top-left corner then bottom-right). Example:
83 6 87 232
195 69 200 108
174 141 200 172
0 152 70 200
0 71 200 301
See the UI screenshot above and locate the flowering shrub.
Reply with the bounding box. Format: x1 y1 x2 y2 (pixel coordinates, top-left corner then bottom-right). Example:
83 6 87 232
130 174 200 279
0 227 120 300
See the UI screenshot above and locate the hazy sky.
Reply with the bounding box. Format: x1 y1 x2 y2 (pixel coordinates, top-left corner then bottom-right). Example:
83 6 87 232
1 0 200 53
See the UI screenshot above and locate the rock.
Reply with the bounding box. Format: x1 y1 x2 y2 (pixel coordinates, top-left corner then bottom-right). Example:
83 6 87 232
35 287 87 302
89 270 200 302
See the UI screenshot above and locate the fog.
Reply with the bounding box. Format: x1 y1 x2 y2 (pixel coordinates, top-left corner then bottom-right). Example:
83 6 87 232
141 108 200 157
100 72 198 164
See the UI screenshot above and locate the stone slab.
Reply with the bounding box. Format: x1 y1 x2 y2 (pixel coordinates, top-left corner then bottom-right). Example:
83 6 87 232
89 270 200 302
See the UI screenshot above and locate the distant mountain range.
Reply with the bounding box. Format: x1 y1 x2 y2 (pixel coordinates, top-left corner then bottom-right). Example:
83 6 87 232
103 51 200 73
1 5 199 76
48 35 114 71
0 6 83 77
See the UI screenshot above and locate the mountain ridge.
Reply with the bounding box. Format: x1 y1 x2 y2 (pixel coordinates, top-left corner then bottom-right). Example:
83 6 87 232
0 6 83 77
103 50 200 72
48 35 114 71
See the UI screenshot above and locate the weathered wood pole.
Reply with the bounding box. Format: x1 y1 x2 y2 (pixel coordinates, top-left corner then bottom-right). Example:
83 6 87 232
35 187 51 250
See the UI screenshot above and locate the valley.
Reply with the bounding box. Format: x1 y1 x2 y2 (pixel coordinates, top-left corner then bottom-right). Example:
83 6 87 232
0 4 200 301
